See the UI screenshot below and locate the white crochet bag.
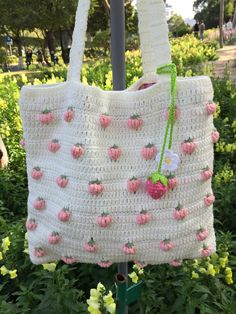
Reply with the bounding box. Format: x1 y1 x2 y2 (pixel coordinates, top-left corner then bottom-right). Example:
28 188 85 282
20 0 217 266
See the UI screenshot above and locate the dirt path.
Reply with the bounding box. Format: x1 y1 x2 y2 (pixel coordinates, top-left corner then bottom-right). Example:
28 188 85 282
213 45 236 80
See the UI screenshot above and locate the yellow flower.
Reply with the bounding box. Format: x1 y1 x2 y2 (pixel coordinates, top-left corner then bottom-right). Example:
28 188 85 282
199 267 207 274
90 288 101 300
97 282 105 292
225 267 232 276
219 257 228 268
225 276 233 285
1 237 11 253
87 306 101 314
207 264 216 277
104 291 116 314
215 266 220 274
103 291 114 305
128 272 139 284
42 263 57 272
87 299 101 311
192 259 199 268
0 265 8 276
0 251 3 261
9 269 17 279
105 302 116 314
191 271 199 279
211 253 218 261
133 264 144 275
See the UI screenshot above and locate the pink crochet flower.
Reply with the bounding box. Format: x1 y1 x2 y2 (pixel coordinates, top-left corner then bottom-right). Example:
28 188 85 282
206 102 216 115
127 115 144 131
122 242 137 255
84 238 97 252
61 257 77 264
88 180 104 196
56 175 69 188
39 109 54 124
48 232 61 244
181 138 197 155
201 244 213 257
33 197 46 210
97 260 113 268
160 239 174 251
128 177 141 193
201 166 213 181
196 228 209 241
58 208 71 222
169 259 182 267
204 194 215 206
64 107 75 122
165 107 181 122
71 143 85 159
156 150 180 172
25 218 37 231
48 139 61 153
99 113 112 129
31 167 43 180
136 210 151 225
97 212 112 228
172 204 188 221
34 247 45 257
145 173 168 200
167 174 178 190
211 130 220 143
141 143 158 160
108 145 122 161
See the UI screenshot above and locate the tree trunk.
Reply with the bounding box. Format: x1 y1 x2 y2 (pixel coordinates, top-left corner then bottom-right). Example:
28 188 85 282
59 28 70 64
219 0 225 48
233 4 236 28
14 31 24 69
45 30 55 63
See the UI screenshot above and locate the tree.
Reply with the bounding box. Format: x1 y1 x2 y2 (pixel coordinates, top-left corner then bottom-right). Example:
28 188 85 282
168 14 192 37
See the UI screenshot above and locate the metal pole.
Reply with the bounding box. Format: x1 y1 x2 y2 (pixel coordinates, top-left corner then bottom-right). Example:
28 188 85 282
220 0 225 48
110 1 128 313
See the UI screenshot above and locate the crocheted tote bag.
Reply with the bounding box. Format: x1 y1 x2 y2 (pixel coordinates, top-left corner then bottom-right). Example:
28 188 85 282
19 0 218 266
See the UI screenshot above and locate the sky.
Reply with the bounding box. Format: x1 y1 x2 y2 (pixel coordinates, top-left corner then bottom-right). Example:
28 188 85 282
167 0 195 19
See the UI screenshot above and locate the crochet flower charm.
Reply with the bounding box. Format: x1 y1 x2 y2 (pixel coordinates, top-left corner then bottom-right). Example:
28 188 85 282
84 238 97 252
122 242 137 255
196 228 209 241
128 177 141 193
136 210 151 225
31 167 43 180
97 212 112 228
88 180 104 196
64 107 75 122
141 144 158 160
39 109 54 124
145 173 168 200
25 218 38 231
99 113 112 129
127 114 144 131
156 149 180 172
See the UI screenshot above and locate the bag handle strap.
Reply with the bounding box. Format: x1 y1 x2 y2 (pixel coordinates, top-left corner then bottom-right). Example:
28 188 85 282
67 0 171 82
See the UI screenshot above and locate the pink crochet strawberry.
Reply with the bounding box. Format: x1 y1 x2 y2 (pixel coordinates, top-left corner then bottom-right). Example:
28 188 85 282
196 228 209 241
48 231 61 244
127 114 144 131
206 102 216 115
31 167 43 180
64 107 75 122
211 130 220 143
122 242 137 255
133 260 147 268
34 247 45 257
25 218 37 231
33 197 46 210
88 180 104 196
84 238 97 252
97 260 113 268
181 138 197 155
108 145 122 161
97 212 112 228
71 143 85 159
201 166 213 181
167 174 178 190
136 210 151 225
169 259 182 267
141 143 158 160
61 257 77 264
39 109 54 124
204 193 215 206
127 177 141 193
160 239 174 251
99 113 112 129
172 204 188 221
48 139 61 153
58 207 71 222
165 106 180 122
201 244 212 257
56 175 69 188
145 173 168 200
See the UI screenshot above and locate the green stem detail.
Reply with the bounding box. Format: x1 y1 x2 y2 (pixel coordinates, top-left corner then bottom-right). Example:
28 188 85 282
156 63 177 174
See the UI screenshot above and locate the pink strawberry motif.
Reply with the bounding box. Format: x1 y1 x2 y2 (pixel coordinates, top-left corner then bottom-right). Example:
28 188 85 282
172 204 188 221
33 197 46 210
84 238 97 252
25 218 38 231
206 102 216 115
64 107 75 122
48 139 61 153
39 109 54 124
58 207 71 222
71 143 85 159
141 143 158 160
169 259 182 267
128 177 141 193
127 114 144 131
167 174 178 190
160 239 174 251
48 231 61 244
97 212 112 228
204 194 215 206
56 175 69 188
34 247 45 257
201 244 212 257
196 228 209 241
136 210 151 225
165 106 181 122
89 180 104 196
99 113 112 129
211 130 220 143
122 242 137 255
31 167 43 180
201 166 213 181
20 139 26 149
61 257 77 264
181 138 197 155
145 173 168 200
133 260 147 268
108 145 122 161
97 260 113 268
